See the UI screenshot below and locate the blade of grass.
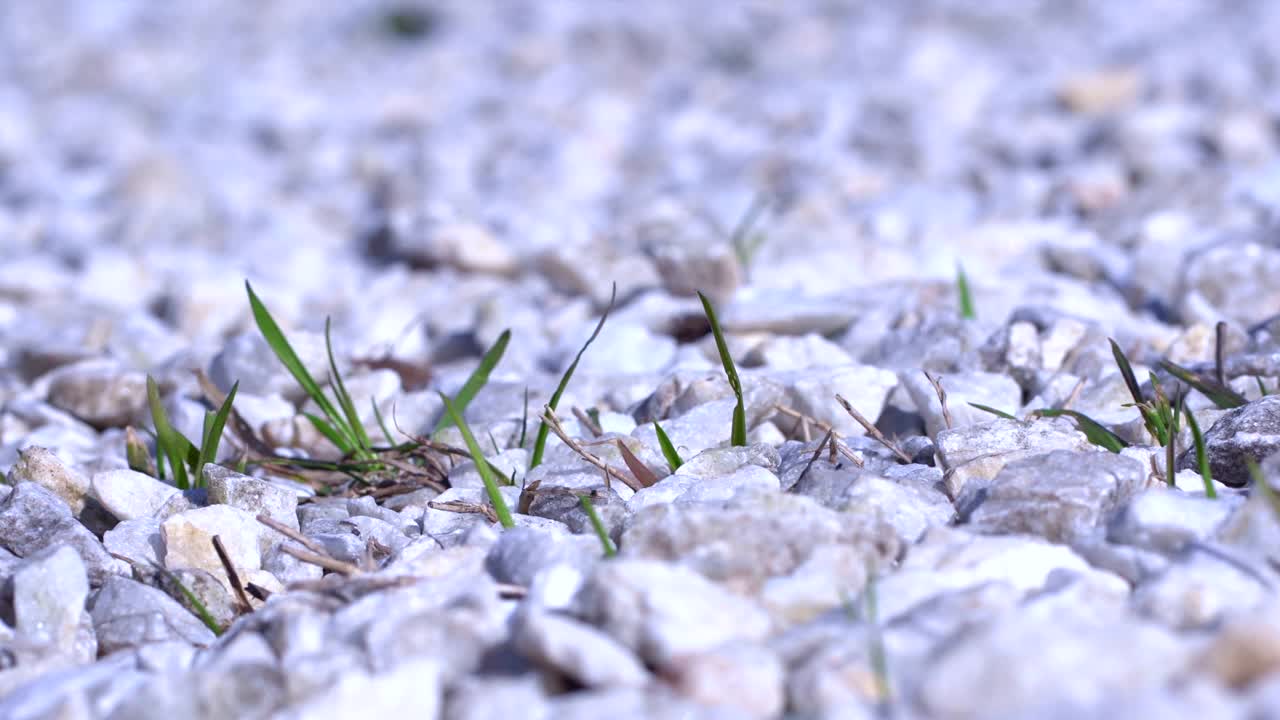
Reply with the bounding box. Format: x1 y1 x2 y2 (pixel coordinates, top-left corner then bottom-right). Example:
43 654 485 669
371 398 395 447
1247 458 1280 521
147 376 193 490
245 282 356 448
1159 359 1248 409
125 426 157 477
956 263 976 320
518 386 530 448
303 413 354 454
1036 409 1129 453
441 392 514 528
432 329 511 433
1109 339 1146 407
1185 406 1215 499
864 563 891 705
197 381 238 482
698 291 746 446
968 402 1018 421
530 284 616 469
579 494 616 558
653 421 683 471
615 440 659 488
325 318 373 456
155 564 222 636
1258 377 1272 397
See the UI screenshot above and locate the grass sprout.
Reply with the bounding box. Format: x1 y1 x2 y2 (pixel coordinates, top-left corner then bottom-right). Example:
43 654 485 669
579 494 616 558
146 375 238 490
653 421 683 471
529 283 616 470
698 290 747 446
432 329 511 433
1159 359 1248 409
729 193 770 272
1247 458 1280 522
956 263 976 320
245 281 374 461
1185 406 1215 499
441 391 514 528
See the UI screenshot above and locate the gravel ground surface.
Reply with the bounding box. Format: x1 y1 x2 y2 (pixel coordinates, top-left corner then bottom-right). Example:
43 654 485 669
5 1 1280 718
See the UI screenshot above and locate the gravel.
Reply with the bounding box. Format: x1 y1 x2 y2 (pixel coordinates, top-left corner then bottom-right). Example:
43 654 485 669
3 1 1280 717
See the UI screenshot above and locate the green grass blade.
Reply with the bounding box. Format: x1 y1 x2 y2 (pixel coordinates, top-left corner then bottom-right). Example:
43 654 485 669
1258 376 1271 397
1158 360 1248 409
1247 458 1280 522
864 565 891 705
518 386 530 449
968 402 1018 420
956 263 976 320
1185 406 1215 499
653 421 683 471
441 392 514 528
1037 409 1129 453
433 329 510 433
578 494 616 558
371 398 395 447
153 563 222 636
245 282 352 444
325 318 372 455
1109 339 1146 407
147 376 193 490
125 427 157 477
530 285 616 469
197 381 238 481
304 413 353 454
698 291 747 447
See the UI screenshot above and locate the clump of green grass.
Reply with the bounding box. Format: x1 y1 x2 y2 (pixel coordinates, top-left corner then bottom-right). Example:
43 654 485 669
579 494 616 558
146 376 238 490
529 284 616 470
956 263 976 320
246 282 375 462
441 392 514 529
728 194 770 273
1159 359 1247 409
1184 406 1215 499
1110 339 1185 484
698 291 747 447
653 421 683 471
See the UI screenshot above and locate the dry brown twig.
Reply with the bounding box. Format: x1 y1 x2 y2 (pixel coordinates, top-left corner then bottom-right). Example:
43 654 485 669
572 406 604 437
541 406 641 491
774 404 864 467
834 393 913 464
211 535 253 613
922 371 953 430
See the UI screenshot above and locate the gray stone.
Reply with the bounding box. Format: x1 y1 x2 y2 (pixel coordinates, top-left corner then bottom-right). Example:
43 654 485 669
0 482 124 586
103 517 164 571
1178 396 1280 487
208 330 333 400
514 609 650 688
740 333 855 370
840 474 955 544
485 526 602 587
665 641 785 719
311 533 367 565
445 676 552 720
297 503 348 536
628 465 780 511
673 443 780 478
91 468 187 521
576 559 772 667
917 595 1189 719
160 568 237 632
204 465 299 530
160 505 268 588
770 365 899 439
1109 488 1243 554
89 576 216 654
1132 545 1274 629
44 360 147 430
347 495 418 534
959 449 1146 543
6 446 90 514
621 492 898 595
936 416 1093 498
340 515 410 555
13 546 91 658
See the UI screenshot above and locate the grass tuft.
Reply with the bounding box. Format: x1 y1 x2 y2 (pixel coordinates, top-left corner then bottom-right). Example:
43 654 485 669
956 264 976 320
529 284 616 470
1184 406 1215 499
653 421 683 471
698 291 747 446
1159 359 1247 409
579 494 617 558
440 392 514 529
146 376 237 490
433 330 511 433
245 281 374 460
